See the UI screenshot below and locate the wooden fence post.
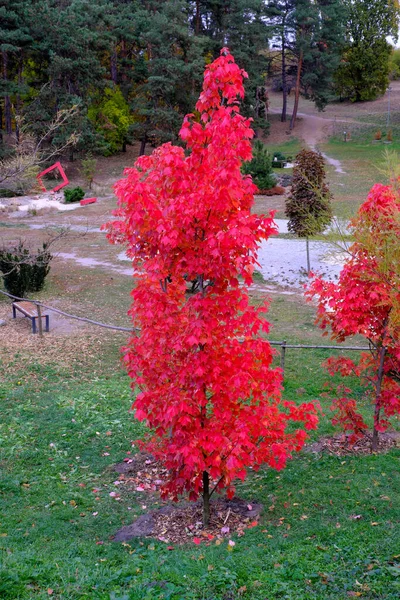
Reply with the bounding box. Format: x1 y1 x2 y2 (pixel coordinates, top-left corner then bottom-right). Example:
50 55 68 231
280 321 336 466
36 303 43 338
280 340 287 374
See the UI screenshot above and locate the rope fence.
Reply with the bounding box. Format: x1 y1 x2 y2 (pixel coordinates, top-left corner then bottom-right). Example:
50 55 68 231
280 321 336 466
0 289 370 373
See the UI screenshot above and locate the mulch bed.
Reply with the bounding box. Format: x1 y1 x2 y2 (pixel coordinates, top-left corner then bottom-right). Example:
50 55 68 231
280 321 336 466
113 497 262 546
306 431 400 456
112 452 262 545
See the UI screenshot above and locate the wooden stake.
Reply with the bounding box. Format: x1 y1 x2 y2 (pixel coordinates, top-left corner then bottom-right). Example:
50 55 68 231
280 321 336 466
36 304 43 338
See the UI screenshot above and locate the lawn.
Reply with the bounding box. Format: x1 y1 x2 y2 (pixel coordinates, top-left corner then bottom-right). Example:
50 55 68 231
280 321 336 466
1 133 400 598
1 283 400 599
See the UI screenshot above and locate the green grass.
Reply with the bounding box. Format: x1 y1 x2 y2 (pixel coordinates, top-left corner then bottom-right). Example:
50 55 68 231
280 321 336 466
319 139 395 219
1 334 399 600
267 139 303 161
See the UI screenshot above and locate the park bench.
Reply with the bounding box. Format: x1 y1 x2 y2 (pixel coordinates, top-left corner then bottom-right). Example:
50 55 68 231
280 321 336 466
12 301 50 334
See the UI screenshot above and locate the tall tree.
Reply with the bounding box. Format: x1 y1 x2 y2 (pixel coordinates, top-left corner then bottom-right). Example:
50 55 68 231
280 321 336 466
105 50 318 525
267 0 296 123
290 0 344 130
0 0 33 138
306 183 400 450
335 0 399 101
189 1 271 132
130 0 205 154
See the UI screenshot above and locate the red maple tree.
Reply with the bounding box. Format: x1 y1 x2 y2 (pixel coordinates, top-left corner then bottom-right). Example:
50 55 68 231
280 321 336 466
307 183 400 450
106 49 318 525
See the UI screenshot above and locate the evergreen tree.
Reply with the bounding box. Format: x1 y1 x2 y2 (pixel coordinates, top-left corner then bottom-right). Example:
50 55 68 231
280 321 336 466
290 0 344 130
267 0 296 123
285 149 333 273
189 1 271 132
335 0 399 101
130 0 205 154
242 140 276 191
0 0 33 138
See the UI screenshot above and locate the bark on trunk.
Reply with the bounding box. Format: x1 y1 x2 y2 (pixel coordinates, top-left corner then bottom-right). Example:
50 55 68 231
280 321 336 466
371 345 387 452
195 0 201 35
306 237 311 274
281 34 287 122
139 135 147 156
111 47 118 83
2 50 12 135
15 58 23 143
202 471 210 527
290 50 303 131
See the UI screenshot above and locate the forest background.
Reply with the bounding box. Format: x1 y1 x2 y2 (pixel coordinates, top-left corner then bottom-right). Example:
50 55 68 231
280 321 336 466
1 0 400 170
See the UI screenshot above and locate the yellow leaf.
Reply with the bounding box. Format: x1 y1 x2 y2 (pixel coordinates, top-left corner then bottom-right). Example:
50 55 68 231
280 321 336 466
0 533 8 537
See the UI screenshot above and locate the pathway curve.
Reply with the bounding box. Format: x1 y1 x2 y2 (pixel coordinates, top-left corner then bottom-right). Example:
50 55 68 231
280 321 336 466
268 108 366 173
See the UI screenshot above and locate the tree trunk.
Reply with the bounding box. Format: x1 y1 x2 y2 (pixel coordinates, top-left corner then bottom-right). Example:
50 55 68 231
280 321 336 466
202 471 210 527
195 0 201 35
122 139 127 152
371 345 387 452
139 135 147 156
15 58 23 143
281 31 287 122
290 49 303 131
2 50 12 135
111 47 118 84
306 237 311 274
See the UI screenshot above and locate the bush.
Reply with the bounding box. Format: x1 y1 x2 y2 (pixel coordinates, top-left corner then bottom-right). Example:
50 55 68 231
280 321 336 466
242 140 276 191
261 185 285 196
0 241 52 298
64 187 85 203
286 149 333 238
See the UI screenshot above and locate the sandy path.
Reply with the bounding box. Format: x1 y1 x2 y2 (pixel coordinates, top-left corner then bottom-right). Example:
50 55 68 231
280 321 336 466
268 108 369 173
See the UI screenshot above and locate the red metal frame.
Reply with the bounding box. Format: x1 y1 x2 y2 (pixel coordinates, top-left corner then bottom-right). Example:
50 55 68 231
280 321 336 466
37 161 69 193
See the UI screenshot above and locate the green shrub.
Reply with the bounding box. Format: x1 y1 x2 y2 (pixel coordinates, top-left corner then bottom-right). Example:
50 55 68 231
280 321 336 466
0 241 52 298
285 149 333 238
81 154 97 189
242 140 276 191
64 187 85 203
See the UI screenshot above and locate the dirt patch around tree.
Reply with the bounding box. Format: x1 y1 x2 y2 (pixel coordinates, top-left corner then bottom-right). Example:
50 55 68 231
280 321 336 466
306 431 400 457
112 453 262 546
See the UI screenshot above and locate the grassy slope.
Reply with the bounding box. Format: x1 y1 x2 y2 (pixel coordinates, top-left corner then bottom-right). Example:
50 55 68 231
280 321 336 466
2 97 400 596
1 299 399 600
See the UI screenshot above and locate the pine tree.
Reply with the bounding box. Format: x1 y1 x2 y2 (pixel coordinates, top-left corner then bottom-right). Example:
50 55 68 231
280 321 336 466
0 0 33 138
267 1 296 123
189 1 271 132
290 0 344 130
242 140 276 192
130 0 205 154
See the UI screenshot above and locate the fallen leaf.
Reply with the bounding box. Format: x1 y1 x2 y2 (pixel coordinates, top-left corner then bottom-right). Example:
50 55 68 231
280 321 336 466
193 537 201 545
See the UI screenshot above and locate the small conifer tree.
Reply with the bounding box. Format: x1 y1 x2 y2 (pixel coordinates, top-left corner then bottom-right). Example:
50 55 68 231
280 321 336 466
285 149 332 272
242 140 276 192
